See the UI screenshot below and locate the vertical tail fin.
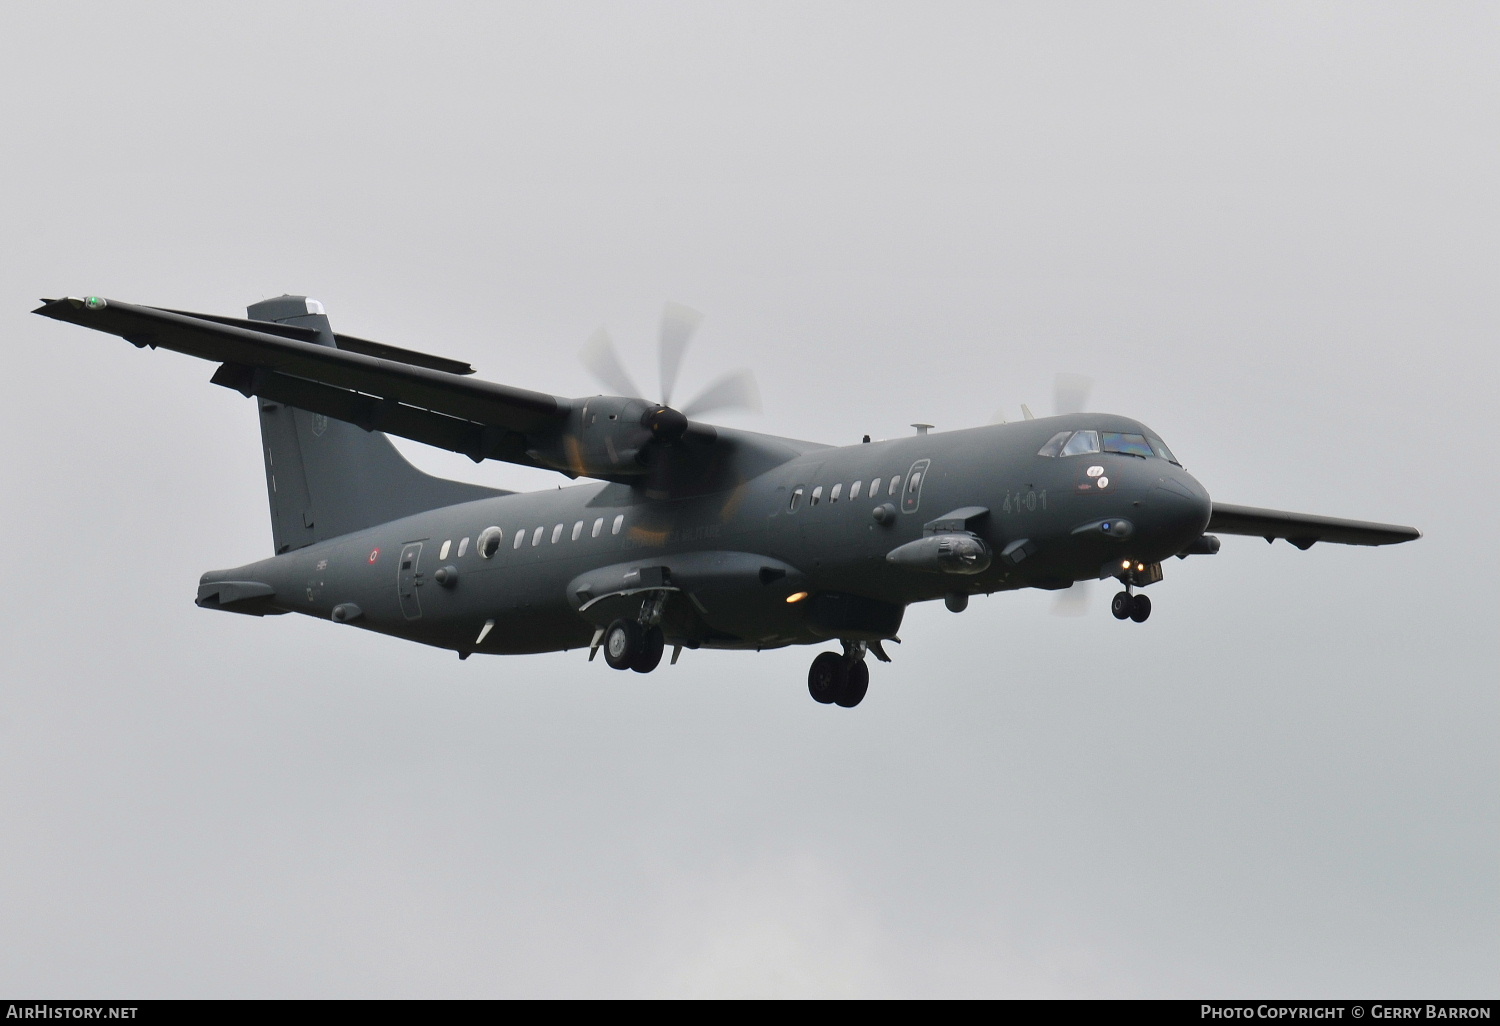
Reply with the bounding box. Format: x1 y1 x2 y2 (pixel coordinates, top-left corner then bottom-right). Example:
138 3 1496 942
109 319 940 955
249 295 507 553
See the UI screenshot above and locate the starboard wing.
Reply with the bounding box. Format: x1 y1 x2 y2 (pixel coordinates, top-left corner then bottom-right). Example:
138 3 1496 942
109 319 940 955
1207 503 1420 548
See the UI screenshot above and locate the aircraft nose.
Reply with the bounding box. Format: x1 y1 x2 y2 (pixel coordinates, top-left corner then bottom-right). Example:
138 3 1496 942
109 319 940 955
1145 469 1212 555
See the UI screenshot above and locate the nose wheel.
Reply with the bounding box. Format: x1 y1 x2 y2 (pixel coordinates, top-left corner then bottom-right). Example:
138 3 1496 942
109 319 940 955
1111 591 1151 623
807 645 873 707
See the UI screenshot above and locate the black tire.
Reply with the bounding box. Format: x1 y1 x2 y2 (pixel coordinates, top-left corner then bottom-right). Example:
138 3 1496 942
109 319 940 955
1111 591 1133 620
1130 593 1152 623
631 625 665 673
603 618 643 670
835 660 869 708
807 651 846 704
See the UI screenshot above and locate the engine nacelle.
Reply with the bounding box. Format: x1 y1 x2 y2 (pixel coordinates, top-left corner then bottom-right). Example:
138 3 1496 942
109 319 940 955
522 396 655 478
885 533 992 575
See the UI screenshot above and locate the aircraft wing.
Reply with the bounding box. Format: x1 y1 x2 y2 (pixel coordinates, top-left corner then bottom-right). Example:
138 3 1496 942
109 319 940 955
1208 503 1420 548
35 296 814 488
35 296 571 470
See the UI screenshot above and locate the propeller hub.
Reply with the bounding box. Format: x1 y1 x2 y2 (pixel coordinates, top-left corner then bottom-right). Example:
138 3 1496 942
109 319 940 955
642 404 688 443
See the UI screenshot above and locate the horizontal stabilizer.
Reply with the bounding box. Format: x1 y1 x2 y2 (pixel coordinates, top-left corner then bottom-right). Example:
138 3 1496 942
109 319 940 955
196 580 285 616
1208 503 1420 548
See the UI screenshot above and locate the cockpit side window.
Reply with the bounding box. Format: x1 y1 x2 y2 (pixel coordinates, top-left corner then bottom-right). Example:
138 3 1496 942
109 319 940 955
1037 431 1071 457
1059 430 1101 456
1148 436 1181 465
1102 432 1153 458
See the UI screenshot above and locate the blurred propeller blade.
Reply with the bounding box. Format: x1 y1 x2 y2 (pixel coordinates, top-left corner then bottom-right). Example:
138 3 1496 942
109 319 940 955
681 369 762 419
580 327 643 399
989 408 1008 425
1054 372 1093 416
1051 579 1092 617
658 302 704 407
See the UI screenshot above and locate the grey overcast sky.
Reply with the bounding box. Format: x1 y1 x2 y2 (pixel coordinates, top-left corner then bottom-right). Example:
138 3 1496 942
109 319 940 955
1 1 1494 998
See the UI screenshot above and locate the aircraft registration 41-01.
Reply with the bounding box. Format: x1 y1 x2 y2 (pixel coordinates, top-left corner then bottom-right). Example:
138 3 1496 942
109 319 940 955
35 294 1420 708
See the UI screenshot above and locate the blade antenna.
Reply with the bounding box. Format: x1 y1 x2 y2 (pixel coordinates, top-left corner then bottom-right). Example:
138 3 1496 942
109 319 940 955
658 302 703 408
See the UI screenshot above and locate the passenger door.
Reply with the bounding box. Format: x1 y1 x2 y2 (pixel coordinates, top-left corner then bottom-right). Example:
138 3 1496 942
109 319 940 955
397 541 425 620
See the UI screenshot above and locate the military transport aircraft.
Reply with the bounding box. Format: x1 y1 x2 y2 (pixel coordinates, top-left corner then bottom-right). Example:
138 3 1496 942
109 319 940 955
35 295 1420 708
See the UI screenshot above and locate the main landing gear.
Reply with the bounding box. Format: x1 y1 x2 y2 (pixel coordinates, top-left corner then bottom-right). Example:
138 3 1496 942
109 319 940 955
808 640 879 708
1111 589 1152 623
602 618 665 673
599 592 669 673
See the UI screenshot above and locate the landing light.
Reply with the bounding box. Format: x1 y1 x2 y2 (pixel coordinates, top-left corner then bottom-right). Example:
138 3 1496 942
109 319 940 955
1121 560 1131 569
786 591 809 604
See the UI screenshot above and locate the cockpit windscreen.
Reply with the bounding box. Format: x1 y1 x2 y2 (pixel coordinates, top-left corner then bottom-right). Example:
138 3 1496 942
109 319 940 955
1038 428 1181 465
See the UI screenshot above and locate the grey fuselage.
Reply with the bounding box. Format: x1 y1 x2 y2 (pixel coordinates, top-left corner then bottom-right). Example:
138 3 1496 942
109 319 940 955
202 412 1212 657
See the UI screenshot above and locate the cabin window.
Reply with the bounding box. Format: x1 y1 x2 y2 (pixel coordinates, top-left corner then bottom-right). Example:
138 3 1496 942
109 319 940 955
513 531 525 550
788 486 804 512
531 526 544 546
850 480 863 500
592 517 604 538
888 475 902 496
868 478 881 497
551 524 564 543
907 472 921 493
439 539 451 560
1037 431 1071 457
811 486 823 506
571 521 584 541
612 514 624 535
477 526 504 558
830 483 842 503
457 537 469 557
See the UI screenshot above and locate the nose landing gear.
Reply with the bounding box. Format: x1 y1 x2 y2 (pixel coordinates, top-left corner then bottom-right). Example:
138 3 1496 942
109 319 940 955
1111 589 1151 622
808 641 873 707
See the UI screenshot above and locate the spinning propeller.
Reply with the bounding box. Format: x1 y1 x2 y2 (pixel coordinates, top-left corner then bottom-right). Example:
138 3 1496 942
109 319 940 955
580 302 760 420
578 303 761 499
1047 372 1097 615
991 371 1094 425
989 372 1100 615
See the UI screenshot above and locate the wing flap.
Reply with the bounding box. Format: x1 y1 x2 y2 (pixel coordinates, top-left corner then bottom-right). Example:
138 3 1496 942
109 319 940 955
156 307 477 374
1208 503 1420 547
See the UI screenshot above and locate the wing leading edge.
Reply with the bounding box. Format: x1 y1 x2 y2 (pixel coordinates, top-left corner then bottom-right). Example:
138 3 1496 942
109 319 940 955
1208 503 1420 548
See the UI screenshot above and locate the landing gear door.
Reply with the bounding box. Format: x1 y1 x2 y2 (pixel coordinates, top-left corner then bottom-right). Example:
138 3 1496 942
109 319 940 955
901 459 931 514
397 541 424 620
